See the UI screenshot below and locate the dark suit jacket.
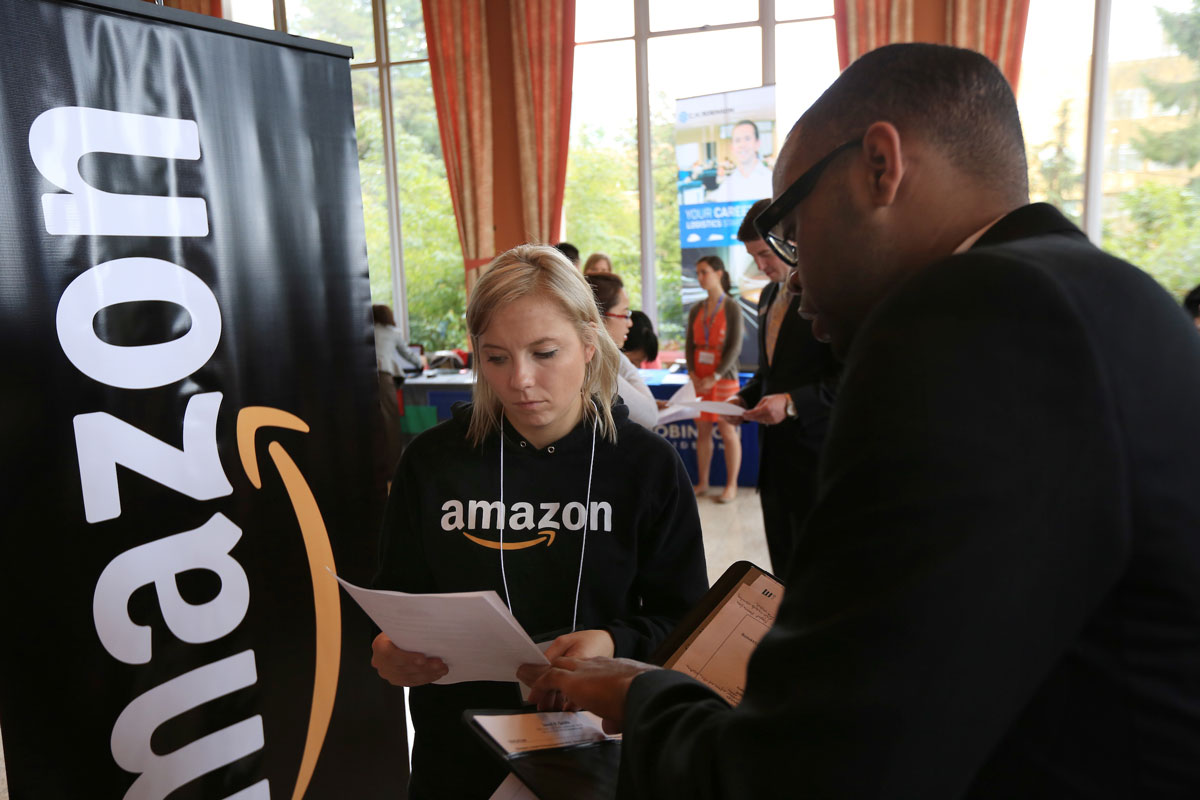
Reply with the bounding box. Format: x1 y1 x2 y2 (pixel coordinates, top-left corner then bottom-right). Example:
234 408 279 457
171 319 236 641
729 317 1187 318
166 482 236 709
620 204 1200 798
738 281 836 485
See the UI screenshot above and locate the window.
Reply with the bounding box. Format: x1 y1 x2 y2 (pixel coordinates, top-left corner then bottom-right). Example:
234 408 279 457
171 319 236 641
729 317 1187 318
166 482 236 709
1099 0 1200 300
231 0 459 349
566 2 838 354
1017 0 1093 227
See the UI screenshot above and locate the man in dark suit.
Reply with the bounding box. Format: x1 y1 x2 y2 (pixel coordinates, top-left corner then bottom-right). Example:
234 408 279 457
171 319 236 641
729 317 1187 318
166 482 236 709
520 43 1200 798
729 199 836 573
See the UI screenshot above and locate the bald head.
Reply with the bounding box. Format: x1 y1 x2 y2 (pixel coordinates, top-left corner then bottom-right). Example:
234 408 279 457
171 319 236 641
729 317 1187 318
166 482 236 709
796 43 1028 205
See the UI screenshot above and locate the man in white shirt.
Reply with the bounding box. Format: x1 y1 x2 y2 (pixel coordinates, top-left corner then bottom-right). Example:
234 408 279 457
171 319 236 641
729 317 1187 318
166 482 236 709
707 120 773 202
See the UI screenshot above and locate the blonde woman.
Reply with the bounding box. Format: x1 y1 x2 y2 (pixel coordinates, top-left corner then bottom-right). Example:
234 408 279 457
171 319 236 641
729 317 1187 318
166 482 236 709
583 251 613 275
370 244 708 800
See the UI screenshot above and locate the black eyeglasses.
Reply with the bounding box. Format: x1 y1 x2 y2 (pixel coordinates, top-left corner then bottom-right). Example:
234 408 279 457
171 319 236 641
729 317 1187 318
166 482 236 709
753 138 862 266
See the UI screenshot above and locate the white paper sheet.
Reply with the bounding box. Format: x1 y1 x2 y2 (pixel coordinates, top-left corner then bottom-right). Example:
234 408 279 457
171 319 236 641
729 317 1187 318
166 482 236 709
334 573 549 684
655 380 746 425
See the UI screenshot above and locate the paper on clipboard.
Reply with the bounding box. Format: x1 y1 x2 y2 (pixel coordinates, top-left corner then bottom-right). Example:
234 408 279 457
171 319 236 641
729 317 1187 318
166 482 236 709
656 379 746 425
333 573 548 684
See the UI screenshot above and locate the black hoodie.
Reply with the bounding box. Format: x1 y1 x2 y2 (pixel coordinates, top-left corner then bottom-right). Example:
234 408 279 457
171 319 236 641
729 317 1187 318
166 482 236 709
376 400 708 799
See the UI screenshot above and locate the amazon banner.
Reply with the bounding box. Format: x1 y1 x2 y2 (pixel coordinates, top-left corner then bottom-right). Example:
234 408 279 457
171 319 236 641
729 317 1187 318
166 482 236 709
0 1 407 798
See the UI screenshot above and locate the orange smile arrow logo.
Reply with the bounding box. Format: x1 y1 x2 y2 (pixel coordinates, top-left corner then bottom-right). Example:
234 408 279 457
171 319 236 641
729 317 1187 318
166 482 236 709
461 529 557 550
237 406 339 800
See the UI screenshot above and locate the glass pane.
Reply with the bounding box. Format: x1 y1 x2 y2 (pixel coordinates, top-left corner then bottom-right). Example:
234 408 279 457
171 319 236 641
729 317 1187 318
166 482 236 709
1100 0 1200 301
648 28 763 355
1017 0 1093 227
576 0 634 41
563 41 643 310
776 0 834 21
224 0 275 29
775 19 840 135
352 69 394 309
392 63 465 351
649 0 757 33
387 0 428 61
287 0 375 65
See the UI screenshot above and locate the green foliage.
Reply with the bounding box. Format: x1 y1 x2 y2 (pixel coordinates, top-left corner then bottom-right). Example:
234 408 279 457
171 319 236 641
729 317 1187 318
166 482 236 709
286 0 375 63
1134 1 1200 167
564 126 643 306
298 0 464 351
1102 182 1200 300
395 125 465 352
563 99 689 350
351 73 393 309
1028 100 1082 225
651 100 684 348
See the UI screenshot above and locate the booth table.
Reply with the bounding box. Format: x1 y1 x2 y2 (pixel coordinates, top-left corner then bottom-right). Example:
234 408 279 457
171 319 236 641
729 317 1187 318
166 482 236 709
400 369 758 487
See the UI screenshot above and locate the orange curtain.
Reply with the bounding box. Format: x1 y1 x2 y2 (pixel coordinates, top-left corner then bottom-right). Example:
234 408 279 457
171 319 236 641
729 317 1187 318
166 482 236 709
422 0 496 291
509 0 575 245
834 0 915 70
946 0 1031 89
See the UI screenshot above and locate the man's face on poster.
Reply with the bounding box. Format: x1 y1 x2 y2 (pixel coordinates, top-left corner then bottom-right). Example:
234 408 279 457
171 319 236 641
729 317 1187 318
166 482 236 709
732 123 760 168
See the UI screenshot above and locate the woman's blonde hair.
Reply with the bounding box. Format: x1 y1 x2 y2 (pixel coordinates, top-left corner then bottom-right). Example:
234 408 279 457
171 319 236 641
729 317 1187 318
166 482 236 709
582 252 612 275
466 244 622 446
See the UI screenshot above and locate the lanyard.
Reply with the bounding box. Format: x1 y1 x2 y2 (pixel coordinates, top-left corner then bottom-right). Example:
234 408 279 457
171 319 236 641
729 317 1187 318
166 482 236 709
700 294 724 347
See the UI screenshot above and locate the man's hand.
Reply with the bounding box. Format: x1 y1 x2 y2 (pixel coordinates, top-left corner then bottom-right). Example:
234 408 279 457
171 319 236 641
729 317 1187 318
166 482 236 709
517 656 659 732
370 632 448 686
743 393 790 425
528 630 616 711
721 395 746 425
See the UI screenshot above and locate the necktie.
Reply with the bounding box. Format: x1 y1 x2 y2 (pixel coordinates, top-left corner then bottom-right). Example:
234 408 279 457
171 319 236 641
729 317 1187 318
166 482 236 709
765 283 787 366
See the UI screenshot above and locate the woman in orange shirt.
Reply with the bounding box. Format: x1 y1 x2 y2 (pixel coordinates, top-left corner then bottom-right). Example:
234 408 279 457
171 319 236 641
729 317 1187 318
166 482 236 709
685 255 743 502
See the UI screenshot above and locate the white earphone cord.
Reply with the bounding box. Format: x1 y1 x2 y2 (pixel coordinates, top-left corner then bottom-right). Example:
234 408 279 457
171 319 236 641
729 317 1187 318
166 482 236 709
497 413 597 634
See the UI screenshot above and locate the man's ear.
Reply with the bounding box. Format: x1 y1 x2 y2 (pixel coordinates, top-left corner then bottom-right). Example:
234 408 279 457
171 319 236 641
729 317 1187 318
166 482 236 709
862 121 904 207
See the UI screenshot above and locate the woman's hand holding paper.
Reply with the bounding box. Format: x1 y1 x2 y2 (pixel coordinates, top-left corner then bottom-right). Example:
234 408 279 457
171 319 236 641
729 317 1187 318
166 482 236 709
370 632 448 687
527 629 616 711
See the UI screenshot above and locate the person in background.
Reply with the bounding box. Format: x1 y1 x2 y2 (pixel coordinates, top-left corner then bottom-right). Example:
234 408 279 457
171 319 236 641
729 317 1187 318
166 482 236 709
519 43 1200 798
373 303 424 476
553 241 580 267
373 303 425 375
583 252 613 275
1185 284 1200 330
370 244 707 800
623 310 660 368
685 255 743 502
587 273 658 429
724 198 838 573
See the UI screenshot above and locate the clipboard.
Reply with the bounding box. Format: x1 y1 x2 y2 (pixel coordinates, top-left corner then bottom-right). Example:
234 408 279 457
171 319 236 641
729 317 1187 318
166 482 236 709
650 560 782 666
465 708 621 800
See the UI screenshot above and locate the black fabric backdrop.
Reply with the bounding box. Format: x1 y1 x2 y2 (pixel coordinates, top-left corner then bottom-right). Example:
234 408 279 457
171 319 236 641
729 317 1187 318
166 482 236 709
0 1 407 797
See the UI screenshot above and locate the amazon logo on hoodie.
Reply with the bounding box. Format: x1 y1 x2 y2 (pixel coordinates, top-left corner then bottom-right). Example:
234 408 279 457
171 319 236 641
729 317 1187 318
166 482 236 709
440 499 613 550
